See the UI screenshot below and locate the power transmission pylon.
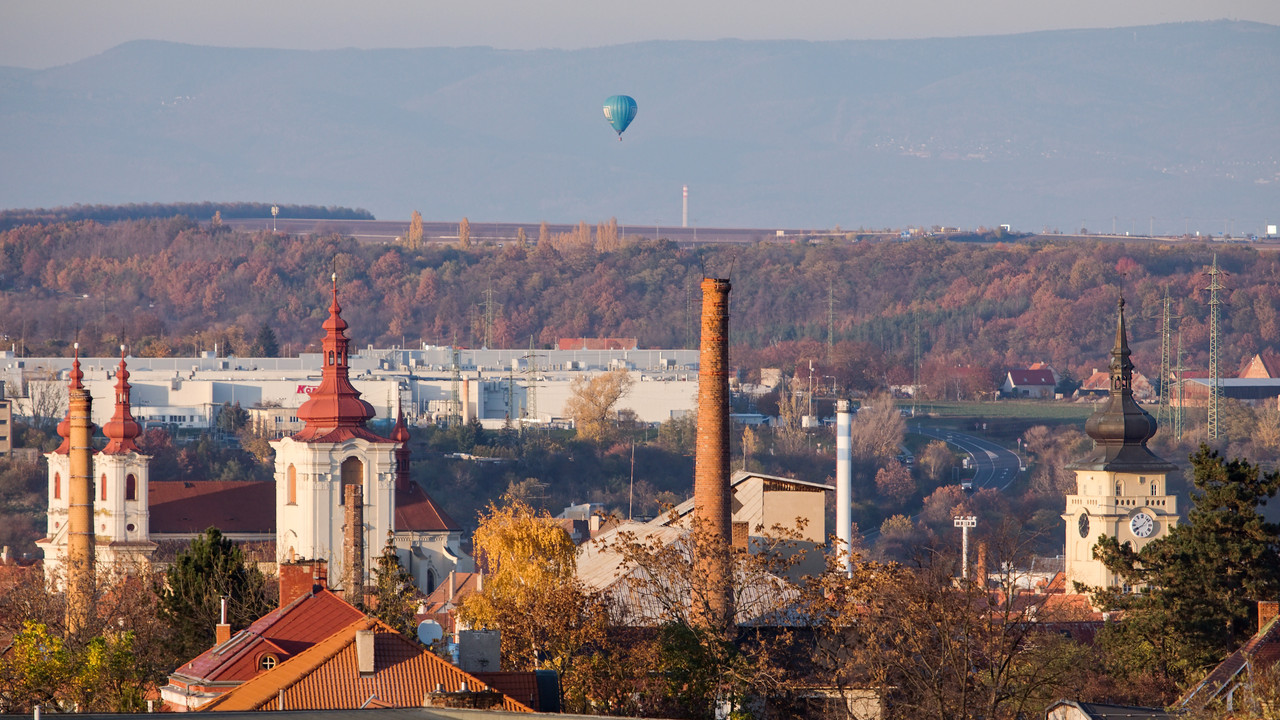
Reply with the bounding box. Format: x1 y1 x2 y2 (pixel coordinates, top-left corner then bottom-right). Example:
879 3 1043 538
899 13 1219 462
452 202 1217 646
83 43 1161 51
1205 255 1228 441
474 281 501 349
1173 331 1187 440
449 346 462 427
1154 289 1182 434
523 335 542 434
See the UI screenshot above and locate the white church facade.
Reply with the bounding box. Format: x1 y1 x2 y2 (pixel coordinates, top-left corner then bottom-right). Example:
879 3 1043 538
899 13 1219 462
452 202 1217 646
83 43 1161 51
38 285 469 595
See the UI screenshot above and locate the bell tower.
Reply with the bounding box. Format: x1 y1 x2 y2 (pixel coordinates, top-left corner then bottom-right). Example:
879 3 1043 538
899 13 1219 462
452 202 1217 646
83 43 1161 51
272 273 397 596
1063 299 1179 592
97 348 153 555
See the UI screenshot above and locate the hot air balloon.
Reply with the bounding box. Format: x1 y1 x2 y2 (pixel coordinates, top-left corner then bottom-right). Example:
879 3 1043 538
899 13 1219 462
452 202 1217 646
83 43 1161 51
602 95 637 140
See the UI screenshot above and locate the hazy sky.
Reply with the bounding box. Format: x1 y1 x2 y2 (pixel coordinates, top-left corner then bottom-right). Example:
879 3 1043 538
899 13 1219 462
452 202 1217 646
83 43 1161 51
4 0 1279 69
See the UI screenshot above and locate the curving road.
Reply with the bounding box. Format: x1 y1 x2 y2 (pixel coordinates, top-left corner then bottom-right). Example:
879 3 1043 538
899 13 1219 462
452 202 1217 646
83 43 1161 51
913 425 1023 491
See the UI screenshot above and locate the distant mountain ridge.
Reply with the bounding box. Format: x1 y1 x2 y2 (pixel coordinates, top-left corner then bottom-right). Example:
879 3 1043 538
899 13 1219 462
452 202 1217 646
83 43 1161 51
1 21 1276 232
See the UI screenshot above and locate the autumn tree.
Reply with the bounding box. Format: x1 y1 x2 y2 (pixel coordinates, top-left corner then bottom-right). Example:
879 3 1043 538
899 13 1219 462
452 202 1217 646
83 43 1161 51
515 227 527 247
156 527 276 659
538 221 549 246
851 392 906 462
1091 446 1280 680
564 368 633 443
458 217 471 248
1022 424 1089 496
406 209 424 250
458 499 606 708
875 460 916 507
917 439 955 485
803 534 1093 720
0 621 148 713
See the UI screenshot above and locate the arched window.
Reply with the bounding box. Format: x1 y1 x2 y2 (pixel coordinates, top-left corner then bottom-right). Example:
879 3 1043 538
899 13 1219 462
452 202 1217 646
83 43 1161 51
125 474 137 501
1151 483 1157 496
287 465 297 505
339 457 363 505
427 568 437 594
54 472 61 500
101 474 108 501
328 351 335 366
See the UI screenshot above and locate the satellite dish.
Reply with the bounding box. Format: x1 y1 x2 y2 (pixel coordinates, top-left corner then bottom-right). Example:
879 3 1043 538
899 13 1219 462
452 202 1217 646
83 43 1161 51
417 619 444 645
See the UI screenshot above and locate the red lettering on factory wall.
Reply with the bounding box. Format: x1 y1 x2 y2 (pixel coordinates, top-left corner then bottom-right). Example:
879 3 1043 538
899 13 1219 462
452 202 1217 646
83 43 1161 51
297 385 319 395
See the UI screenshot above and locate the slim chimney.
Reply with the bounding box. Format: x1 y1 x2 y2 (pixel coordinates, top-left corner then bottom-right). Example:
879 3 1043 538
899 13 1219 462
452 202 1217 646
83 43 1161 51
836 400 853 574
215 597 232 645
693 277 733 632
66 346 95 637
355 628 376 674
344 484 364 606
682 185 689 228
448 571 456 601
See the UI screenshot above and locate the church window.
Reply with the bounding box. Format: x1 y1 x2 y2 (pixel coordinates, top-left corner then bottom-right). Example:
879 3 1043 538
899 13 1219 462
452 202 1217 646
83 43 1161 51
287 465 297 505
54 472 60 499
101 474 107 501
1151 483 1157 496
427 568 437 594
339 457 363 505
1115 483 1121 496
125 474 137 501
328 351 335 366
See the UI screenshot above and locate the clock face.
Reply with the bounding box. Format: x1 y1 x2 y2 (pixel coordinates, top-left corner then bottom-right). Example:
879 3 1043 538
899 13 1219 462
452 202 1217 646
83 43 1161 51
1130 512 1155 538
1078 513 1090 538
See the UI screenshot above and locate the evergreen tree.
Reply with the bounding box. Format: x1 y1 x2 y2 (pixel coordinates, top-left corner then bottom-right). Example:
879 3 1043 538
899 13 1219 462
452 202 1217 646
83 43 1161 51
155 528 275 659
369 534 419 638
1094 446 1280 678
252 323 279 357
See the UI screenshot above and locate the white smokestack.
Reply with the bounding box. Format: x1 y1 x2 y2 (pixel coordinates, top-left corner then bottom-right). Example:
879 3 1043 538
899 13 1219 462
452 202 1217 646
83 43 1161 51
682 185 688 228
836 399 853 574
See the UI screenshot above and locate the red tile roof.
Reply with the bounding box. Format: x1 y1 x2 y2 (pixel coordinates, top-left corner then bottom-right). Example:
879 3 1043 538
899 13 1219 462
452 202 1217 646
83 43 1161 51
1180 611 1280 710
394 482 459 532
148 480 275 534
172 588 364 687
198 617 533 712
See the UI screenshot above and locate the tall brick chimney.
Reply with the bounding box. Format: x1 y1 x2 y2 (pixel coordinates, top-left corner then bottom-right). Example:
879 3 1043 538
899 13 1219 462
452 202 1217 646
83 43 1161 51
694 277 733 632
65 347 96 637
344 483 364 606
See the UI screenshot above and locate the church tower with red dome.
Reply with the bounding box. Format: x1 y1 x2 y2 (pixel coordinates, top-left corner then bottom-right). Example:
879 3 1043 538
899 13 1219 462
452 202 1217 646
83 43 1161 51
272 275 399 593
38 347 156 582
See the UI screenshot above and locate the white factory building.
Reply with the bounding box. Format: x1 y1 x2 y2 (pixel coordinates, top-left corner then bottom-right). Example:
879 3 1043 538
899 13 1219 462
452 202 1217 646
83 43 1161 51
3 346 700 435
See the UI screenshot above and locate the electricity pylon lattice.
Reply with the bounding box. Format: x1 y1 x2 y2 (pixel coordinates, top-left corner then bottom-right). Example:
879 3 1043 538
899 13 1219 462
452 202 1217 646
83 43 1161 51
1205 255 1228 441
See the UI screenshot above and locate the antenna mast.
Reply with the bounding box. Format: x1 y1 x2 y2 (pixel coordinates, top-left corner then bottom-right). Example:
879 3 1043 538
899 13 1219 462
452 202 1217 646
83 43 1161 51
449 346 462 427
1205 255 1226 441
827 279 835 362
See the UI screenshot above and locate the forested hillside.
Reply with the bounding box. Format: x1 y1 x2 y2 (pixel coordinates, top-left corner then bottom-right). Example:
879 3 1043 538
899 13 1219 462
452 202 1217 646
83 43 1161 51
2 217 1277 389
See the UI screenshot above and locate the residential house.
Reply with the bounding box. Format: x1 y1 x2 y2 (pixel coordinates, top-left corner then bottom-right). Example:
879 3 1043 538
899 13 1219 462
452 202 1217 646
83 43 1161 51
1001 368 1057 398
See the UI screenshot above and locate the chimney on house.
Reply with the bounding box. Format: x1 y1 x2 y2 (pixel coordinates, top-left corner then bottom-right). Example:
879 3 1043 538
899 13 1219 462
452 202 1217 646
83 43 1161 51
836 400 853 574
279 559 328 608
65 346 96 637
355 628 376 674
1260 600 1279 635
215 597 232 645
976 541 989 588
344 483 364 606
693 277 733 632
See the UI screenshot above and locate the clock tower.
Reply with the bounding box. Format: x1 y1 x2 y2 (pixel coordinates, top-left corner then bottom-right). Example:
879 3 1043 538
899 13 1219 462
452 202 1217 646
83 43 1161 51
1063 299 1179 592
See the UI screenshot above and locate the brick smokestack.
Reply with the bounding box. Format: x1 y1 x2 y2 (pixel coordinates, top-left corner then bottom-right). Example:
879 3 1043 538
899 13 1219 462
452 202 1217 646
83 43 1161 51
66 348 95 637
344 484 364 606
694 277 733 631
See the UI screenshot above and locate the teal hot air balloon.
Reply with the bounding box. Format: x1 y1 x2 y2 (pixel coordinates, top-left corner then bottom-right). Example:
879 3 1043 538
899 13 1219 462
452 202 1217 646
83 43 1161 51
602 95 637 140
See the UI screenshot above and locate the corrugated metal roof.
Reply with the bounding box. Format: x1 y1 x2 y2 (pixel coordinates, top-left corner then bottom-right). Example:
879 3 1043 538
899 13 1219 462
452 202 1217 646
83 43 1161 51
199 617 533 713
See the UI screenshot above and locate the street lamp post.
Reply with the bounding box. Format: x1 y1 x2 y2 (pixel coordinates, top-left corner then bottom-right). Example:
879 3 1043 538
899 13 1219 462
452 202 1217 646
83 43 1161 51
271 205 279 232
